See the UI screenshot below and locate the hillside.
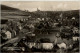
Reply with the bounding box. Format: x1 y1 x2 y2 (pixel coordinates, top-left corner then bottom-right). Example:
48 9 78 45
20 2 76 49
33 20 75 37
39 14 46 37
1 5 20 10
1 5 30 19
1 4 79 19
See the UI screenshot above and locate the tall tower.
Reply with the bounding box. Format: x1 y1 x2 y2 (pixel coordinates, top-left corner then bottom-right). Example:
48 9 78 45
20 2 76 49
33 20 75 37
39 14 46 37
37 8 40 12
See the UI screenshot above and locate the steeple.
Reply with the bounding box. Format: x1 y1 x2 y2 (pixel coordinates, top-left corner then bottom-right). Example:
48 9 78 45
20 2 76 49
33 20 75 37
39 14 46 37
37 8 40 12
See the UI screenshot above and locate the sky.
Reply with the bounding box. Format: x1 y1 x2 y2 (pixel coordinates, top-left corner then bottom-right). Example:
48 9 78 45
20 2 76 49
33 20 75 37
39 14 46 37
1 1 80 11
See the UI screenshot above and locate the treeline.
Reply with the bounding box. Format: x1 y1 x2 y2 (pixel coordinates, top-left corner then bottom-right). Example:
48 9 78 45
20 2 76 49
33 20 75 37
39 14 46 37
30 10 79 19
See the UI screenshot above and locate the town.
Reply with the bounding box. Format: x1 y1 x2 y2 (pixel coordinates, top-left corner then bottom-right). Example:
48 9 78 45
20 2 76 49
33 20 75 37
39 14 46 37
1 3 79 53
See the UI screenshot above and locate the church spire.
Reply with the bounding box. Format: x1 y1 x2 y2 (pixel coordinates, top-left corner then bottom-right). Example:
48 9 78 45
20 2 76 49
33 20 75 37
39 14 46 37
37 8 40 11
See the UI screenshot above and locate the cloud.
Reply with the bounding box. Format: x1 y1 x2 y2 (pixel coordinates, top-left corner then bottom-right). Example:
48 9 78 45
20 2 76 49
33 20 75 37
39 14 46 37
12 3 21 7
64 4 67 8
